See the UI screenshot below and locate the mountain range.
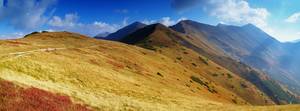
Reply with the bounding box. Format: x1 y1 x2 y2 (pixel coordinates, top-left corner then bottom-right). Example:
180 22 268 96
0 20 300 110
97 20 300 104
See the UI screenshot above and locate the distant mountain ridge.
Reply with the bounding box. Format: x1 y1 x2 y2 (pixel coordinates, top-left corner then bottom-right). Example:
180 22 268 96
171 20 300 96
95 22 146 40
99 20 300 104
117 22 300 104
94 32 110 39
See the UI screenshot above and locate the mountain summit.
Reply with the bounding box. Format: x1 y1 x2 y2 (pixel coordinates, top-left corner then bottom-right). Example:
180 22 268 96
95 22 146 40
110 20 300 104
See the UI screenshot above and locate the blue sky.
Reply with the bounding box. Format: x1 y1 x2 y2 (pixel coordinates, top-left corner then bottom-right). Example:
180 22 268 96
1 0 300 42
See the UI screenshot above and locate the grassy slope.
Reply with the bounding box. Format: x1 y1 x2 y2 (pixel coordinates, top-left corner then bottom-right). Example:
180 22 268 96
0 32 299 110
121 24 274 105
171 21 300 104
140 30 274 105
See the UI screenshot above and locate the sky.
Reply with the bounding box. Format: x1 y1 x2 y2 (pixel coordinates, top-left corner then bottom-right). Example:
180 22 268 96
1 0 300 42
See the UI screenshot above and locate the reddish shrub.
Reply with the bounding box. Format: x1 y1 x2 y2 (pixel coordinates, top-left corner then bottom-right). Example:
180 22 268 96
106 60 125 69
0 80 92 111
7 41 28 45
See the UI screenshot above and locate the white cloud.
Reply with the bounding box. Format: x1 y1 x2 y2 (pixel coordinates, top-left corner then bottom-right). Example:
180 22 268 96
0 32 25 39
285 12 300 23
206 0 270 28
142 17 187 26
160 17 176 26
0 0 56 30
197 0 278 39
48 13 79 27
171 0 277 39
48 13 122 36
142 20 156 25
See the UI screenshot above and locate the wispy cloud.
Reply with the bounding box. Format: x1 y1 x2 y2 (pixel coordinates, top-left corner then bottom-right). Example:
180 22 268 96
172 0 270 27
208 0 270 28
142 17 187 26
285 12 300 23
0 0 56 30
48 13 123 36
171 0 275 37
0 32 25 39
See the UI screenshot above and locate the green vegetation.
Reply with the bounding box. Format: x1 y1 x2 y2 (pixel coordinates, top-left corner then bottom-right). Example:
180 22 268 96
176 57 182 61
240 82 248 88
157 72 163 77
191 63 197 67
227 73 233 79
198 56 209 65
190 76 217 94
232 99 238 104
262 80 300 104
141 43 157 51
191 76 206 86
212 73 218 77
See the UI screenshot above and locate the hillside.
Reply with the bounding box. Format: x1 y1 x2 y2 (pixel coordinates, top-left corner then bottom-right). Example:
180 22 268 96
170 20 300 103
120 23 276 105
119 23 299 104
0 31 299 110
170 20 300 96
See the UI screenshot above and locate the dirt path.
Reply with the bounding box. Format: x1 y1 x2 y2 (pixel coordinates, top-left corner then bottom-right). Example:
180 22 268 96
7 48 66 57
0 45 100 62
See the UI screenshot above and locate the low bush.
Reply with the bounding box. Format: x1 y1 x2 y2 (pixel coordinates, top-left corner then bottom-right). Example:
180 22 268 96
198 56 209 65
141 43 157 51
190 76 218 94
157 72 163 77
212 73 218 77
227 73 233 79
240 82 248 88
0 80 91 111
191 63 197 67
176 57 182 61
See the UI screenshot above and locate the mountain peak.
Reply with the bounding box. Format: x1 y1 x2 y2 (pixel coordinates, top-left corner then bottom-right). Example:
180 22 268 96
131 21 145 26
177 20 199 25
97 21 147 41
216 23 229 27
151 23 168 29
242 23 258 28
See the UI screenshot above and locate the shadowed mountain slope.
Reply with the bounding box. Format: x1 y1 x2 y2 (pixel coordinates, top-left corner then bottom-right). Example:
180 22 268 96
171 20 300 101
95 22 146 40
119 23 300 104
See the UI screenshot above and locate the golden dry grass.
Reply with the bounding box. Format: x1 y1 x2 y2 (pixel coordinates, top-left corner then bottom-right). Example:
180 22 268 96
0 32 299 111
